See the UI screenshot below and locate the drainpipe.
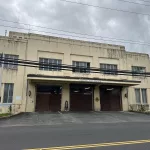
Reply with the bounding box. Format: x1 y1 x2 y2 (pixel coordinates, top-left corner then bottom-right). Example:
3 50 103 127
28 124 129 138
24 39 28 112
126 87 130 111
0 53 4 103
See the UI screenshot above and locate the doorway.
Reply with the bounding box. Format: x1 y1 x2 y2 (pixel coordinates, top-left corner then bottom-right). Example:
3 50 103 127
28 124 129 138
70 84 93 111
36 85 62 112
100 85 122 111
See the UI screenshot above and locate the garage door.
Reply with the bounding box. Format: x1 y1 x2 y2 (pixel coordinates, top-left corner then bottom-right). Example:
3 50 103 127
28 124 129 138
36 93 50 112
36 85 61 112
70 84 93 111
100 86 122 111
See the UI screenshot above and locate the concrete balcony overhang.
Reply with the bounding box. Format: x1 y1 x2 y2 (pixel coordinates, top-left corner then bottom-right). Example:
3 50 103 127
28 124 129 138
27 74 141 86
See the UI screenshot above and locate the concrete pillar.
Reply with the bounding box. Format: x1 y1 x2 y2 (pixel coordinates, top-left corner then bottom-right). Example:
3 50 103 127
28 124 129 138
93 86 101 111
25 80 36 112
61 84 70 111
122 87 129 111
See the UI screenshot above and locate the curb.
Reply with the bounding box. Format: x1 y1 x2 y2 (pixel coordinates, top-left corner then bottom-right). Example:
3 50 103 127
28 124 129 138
129 111 150 115
0 112 24 120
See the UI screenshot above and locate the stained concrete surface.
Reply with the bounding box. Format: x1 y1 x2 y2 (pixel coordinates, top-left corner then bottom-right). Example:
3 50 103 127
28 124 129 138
0 111 150 127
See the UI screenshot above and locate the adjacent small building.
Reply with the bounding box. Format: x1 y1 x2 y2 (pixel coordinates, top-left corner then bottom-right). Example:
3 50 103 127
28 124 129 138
0 31 150 114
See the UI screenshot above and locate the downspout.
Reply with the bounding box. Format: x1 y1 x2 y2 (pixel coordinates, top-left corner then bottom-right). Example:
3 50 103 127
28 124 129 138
126 87 130 111
24 39 28 112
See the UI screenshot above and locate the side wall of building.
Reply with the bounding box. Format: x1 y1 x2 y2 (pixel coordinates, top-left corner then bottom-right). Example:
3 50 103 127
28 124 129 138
0 36 27 114
126 53 150 110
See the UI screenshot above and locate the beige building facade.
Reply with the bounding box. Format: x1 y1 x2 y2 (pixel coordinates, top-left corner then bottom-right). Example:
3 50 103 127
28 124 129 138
0 31 150 114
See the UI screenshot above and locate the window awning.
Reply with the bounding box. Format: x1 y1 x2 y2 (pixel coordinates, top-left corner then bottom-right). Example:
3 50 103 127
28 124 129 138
27 74 141 86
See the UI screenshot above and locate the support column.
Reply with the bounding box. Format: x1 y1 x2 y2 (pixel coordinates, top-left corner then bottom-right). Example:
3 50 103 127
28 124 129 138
93 86 101 111
25 80 36 112
61 84 70 111
122 87 129 111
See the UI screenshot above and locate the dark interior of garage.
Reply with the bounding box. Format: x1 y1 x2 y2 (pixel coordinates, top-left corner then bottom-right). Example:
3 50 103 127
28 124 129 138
70 84 93 111
36 85 61 112
100 85 122 111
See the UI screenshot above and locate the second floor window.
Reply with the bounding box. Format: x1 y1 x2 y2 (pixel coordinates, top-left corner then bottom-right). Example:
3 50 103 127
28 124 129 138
0 53 2 67
132 66 146 76
100 63 118 75
72 61 90 73
39 58 62 71
3 54 18 70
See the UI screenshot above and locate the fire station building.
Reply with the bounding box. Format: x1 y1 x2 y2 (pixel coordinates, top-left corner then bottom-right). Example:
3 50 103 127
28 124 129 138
0 31 150 114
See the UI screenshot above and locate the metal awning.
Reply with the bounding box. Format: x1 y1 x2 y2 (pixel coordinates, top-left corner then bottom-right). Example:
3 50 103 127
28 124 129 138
27 74 141 86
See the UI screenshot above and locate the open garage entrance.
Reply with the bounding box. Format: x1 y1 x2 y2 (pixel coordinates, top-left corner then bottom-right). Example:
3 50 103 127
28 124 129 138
100 85 122 111
70 84 93 111
36 85 61 112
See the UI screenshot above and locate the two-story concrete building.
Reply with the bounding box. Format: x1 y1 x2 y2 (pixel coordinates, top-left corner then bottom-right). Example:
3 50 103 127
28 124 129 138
0 31 150 114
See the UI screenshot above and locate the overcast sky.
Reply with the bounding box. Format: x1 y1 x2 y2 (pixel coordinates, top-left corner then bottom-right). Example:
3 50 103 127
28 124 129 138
0 0 150 55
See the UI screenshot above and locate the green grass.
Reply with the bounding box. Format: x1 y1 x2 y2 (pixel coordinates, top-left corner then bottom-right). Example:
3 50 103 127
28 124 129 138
0 113 11 118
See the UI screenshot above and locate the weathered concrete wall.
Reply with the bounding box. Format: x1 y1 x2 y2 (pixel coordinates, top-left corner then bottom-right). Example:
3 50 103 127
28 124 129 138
0 36 27 113
0 31 149 113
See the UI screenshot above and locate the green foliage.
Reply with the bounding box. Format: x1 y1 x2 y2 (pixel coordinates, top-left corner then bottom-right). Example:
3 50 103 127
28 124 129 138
137 105 146 112
129 105 134 112
8 105 12 114
0 113 11 117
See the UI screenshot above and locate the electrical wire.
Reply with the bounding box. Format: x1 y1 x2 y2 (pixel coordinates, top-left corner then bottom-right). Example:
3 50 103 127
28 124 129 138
118 0 150 4
0 57 149 77
59 0 150 17
0 18 149 45
116 0 150 6
2 24 150 47
0 1 150 48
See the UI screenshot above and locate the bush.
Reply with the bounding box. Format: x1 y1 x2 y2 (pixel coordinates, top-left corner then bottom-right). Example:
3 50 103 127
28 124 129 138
137 105 146 112
8 105 12 114
129 105 134 112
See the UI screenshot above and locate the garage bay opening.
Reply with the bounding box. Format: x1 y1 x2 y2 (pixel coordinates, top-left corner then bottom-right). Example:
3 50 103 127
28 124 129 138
70 84 93 111
100 85 122 111
36 85 62 112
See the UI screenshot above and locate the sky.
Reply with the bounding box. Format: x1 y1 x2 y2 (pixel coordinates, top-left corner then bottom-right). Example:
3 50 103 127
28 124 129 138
0 0 150 55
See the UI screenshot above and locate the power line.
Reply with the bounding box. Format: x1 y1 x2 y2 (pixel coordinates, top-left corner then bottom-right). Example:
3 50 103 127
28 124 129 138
0 2 149 47
0 18 149 45
119 0 150 3
138 0 150 2
116 0 150 6
0 57 150 77
2 24 150 47
59 0 150 17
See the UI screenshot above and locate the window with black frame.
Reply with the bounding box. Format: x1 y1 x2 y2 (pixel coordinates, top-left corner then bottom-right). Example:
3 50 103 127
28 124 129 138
100 63 118 75
0 53 2 67
141 89 147 104
72 61 90 73
3 83 14 103
135 88 141 104
3 54 18 70
39 58 62 71
132 66 146 77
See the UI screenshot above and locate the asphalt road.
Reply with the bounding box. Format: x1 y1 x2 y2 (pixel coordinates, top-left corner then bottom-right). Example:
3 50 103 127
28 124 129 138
0 112 150 150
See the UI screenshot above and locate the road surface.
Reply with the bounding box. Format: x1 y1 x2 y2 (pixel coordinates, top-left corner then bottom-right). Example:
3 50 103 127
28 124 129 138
0 112 150 150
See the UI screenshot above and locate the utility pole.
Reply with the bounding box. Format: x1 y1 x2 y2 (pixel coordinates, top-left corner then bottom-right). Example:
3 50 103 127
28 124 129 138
0 53 4 103
5 30 7 37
